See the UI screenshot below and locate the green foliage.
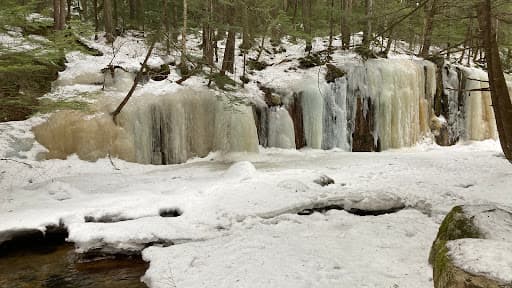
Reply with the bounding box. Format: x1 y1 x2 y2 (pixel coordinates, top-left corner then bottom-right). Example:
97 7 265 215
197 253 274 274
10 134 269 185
428 206 482 265
35 99 90 114
208 72 237 91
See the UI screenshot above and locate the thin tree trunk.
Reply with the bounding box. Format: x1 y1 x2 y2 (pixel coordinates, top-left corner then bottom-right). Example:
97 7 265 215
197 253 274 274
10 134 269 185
292 0 298 27
129 0 135 20
419 0 437 57
180 0 188 75
81 0 88 20
477 0 512 161
362 0 372 48
162 0 170 53
340 0 352 50
221 30 236 74
53 0 61 30
328 0 334 51
93 0 99 39
303 0 312 53
136 0 144 30
66 0 71 22
112 41 156 123
104 0 114 43
113 0 118 34
59 0 66 30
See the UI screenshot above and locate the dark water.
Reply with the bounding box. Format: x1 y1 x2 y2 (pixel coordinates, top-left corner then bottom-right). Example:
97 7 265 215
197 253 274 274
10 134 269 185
0 244 148 288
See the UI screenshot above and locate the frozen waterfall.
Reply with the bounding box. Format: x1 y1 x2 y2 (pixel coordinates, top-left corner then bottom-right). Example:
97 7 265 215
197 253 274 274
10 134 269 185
34 58 506 165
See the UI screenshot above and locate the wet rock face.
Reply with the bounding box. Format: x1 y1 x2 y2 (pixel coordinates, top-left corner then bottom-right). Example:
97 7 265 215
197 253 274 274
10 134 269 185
430 205 512 288
286 93 306 149
352 97 379 152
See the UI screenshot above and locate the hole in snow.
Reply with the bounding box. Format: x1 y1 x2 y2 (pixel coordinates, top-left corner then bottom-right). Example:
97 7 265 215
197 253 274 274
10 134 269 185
159 208 183 217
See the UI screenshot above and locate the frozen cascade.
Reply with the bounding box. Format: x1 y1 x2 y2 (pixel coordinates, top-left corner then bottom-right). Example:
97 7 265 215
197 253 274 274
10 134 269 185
119 89 259 164
298 81 324 149
281 59 436 151
439 63 462 144
439 65 499 142
459 67 497 141
267 107 296 149
34 88 259 164
341 59 436 150
322 77 351 150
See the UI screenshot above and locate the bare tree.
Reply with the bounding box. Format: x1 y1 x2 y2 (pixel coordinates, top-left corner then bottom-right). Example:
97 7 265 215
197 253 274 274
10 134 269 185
104 0 114 43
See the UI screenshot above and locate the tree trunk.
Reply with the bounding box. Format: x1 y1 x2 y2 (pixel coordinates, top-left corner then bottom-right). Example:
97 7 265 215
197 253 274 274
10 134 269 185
129 0 136 20
477 0 512 161
362 0 372 48
136 0 144 30
328 0 334 51
81 0 88 20
303 0 312 53
53 0 61 30
93 0 99 39
66 0 71 22
340 0 352 50
59 0 66 30
162 0 170 54
180 0 188 75
292 0 298 27
221 29 236 74
203 0 214 65
419 0 437 57
104 0 114 43
113 0 118 34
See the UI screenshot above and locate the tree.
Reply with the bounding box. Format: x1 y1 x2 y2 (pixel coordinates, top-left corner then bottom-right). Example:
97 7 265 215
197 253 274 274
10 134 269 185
340 0 352 49
180 0 188 75
476 0 512 161
362 0 373 49
419 0 438 57
104 0 114 43
53 0 61 30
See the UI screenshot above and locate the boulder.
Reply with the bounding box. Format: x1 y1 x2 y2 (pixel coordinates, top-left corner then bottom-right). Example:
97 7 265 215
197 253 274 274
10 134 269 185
429 205 512 288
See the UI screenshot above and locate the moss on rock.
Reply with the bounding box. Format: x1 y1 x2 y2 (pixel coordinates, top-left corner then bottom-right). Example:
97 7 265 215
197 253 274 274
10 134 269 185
430 205 512 288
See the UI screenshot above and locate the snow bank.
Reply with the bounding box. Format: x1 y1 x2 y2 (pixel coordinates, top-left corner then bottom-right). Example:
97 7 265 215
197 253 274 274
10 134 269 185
447 239 512 283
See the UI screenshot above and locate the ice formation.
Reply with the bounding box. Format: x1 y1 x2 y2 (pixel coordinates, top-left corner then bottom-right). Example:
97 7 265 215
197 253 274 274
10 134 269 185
35 89 259 164
34 58 505 164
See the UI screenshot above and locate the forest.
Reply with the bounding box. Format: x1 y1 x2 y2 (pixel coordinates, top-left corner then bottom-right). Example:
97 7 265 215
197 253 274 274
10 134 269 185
1 1 512 288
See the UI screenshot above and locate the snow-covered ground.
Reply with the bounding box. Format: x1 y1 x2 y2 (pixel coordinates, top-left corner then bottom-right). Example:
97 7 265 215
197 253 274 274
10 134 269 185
1 136 511 287
2 31 512 287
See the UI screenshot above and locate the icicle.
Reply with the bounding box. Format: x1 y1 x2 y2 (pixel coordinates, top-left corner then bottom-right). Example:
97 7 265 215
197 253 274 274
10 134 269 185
267 107 296 149
299 81 324 149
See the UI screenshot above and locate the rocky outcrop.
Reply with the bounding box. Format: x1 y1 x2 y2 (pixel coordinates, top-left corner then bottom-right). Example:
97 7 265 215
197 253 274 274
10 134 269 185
429 205 512 288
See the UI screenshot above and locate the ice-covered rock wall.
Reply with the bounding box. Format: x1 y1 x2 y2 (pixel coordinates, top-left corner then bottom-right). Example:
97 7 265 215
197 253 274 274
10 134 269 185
35 89 259 164
35 58 505 165
268 59 436 152
436 64 499 144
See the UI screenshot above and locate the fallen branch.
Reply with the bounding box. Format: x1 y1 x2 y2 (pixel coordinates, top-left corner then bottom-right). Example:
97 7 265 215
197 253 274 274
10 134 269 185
107 153 120 170
111 40 156 124
0 158 33 168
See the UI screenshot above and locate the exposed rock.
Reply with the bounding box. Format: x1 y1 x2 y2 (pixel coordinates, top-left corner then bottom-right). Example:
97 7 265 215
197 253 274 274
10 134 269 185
248 59 270 71
286 93 306 149
430 205 512 288
313 175 335 187
298 53 324 69
325 64 346 83
352 97 380 152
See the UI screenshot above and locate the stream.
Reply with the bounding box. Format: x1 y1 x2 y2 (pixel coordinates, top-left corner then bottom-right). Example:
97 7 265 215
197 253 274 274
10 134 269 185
0 243 148 288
